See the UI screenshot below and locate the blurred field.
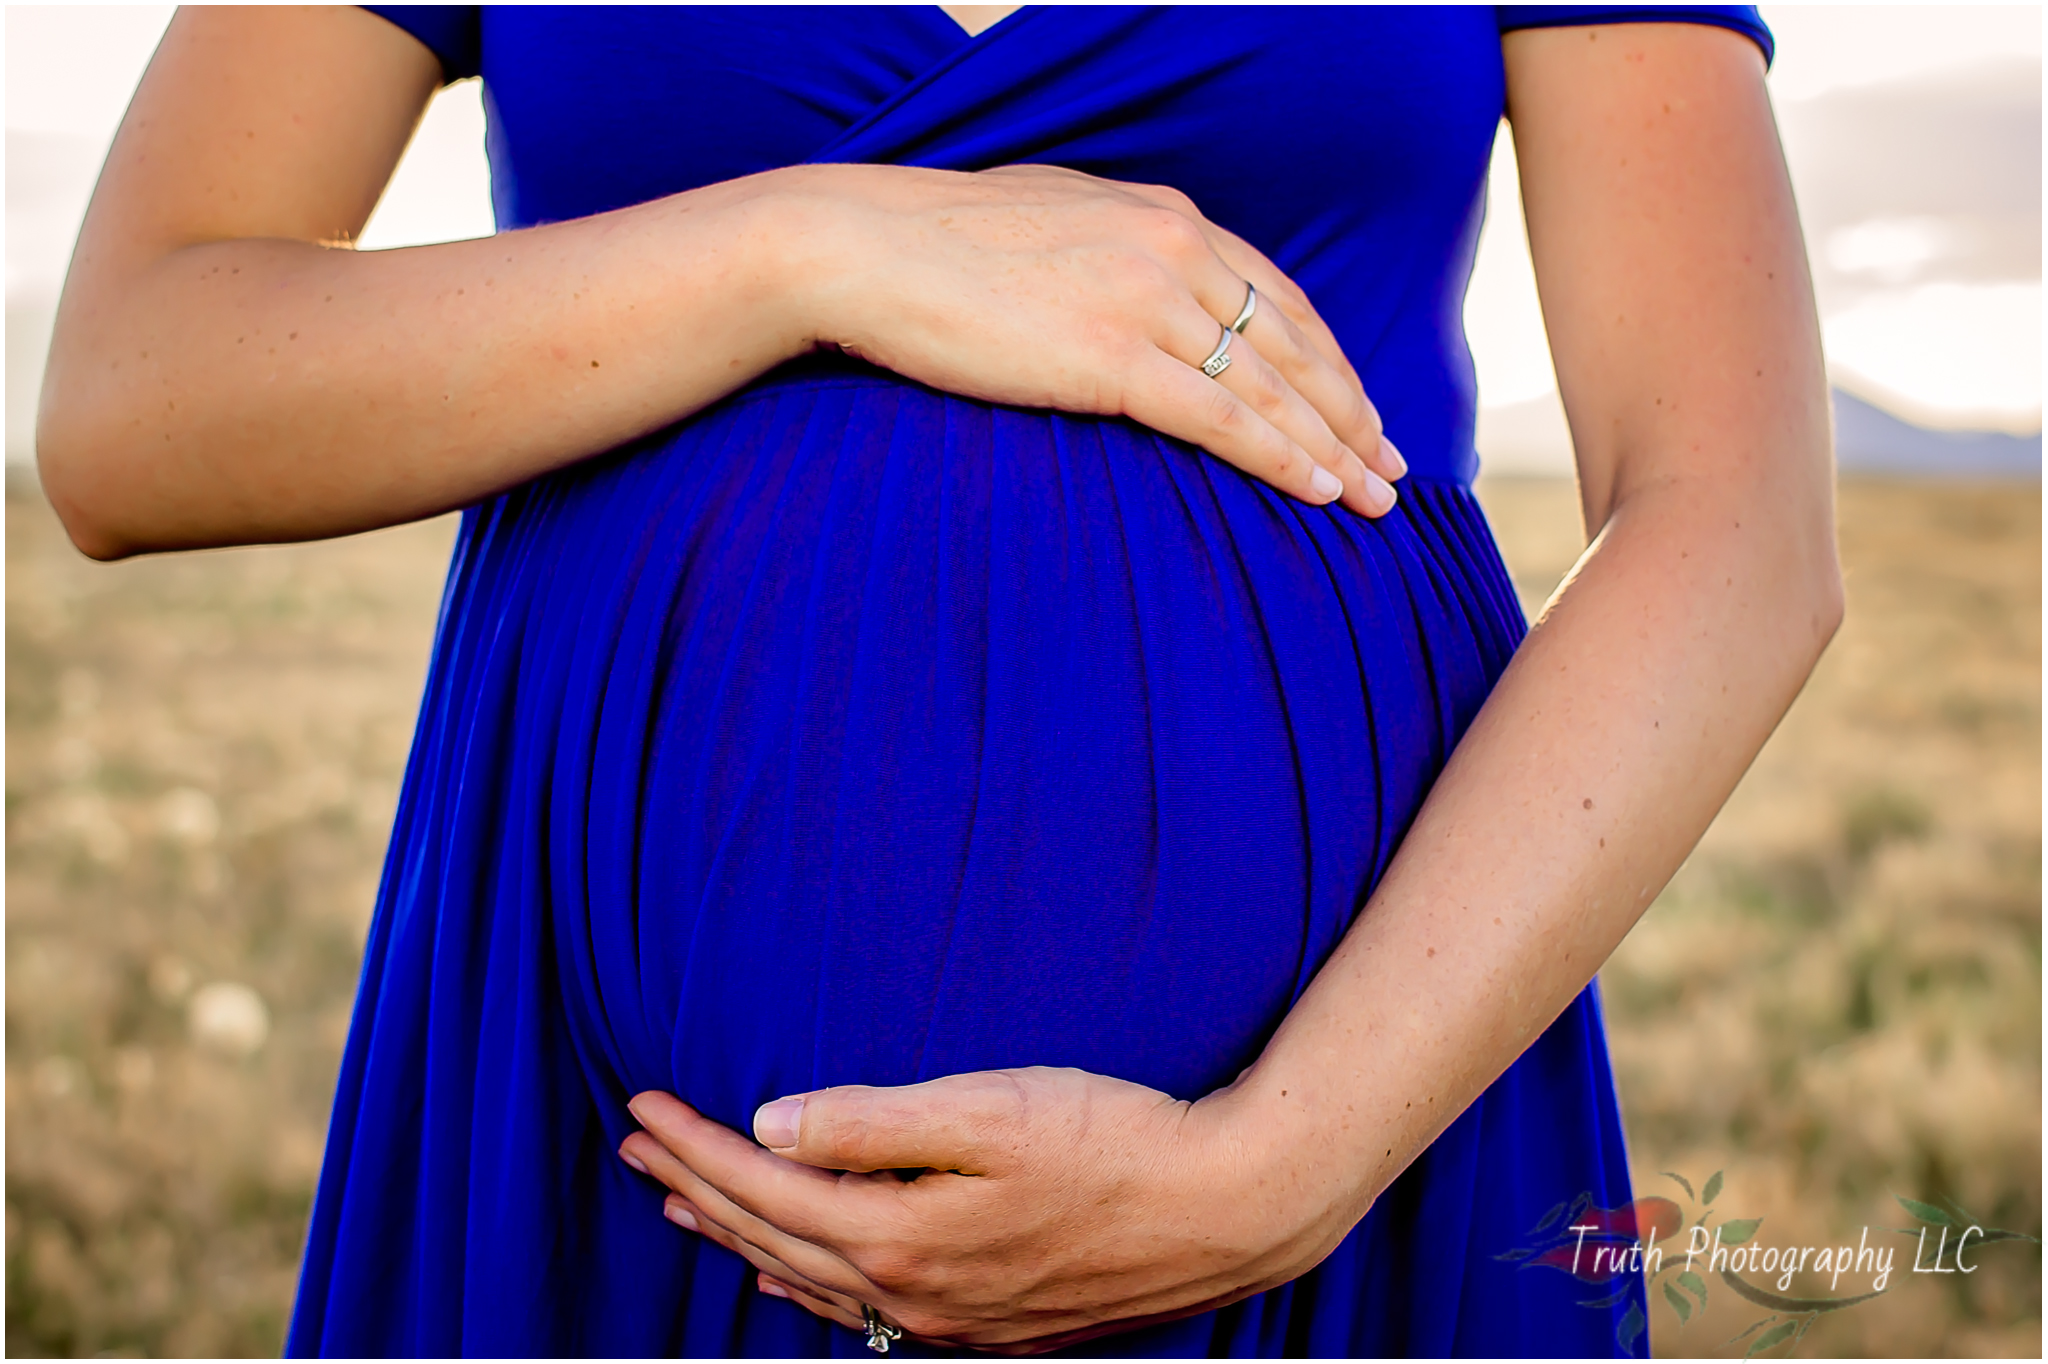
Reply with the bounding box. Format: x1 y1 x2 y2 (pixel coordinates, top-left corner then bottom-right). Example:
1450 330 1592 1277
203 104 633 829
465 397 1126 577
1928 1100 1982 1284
6 472 2039 1357
1484 476 2041 1358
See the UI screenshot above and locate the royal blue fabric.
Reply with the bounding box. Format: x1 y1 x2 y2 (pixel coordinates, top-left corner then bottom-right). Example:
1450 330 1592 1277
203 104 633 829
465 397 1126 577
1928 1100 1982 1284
293 7 1767 1357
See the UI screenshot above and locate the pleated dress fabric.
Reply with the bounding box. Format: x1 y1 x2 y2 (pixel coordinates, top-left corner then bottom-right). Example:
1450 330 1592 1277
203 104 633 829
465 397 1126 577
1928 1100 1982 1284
291 7 1771 1357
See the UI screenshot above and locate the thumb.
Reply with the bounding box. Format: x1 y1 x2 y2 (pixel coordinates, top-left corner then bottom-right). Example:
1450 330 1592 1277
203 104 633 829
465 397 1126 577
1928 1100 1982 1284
754 1071 1028 1174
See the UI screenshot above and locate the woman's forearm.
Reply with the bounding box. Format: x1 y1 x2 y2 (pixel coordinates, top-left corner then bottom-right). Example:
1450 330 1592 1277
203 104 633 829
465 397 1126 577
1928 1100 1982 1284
1207 21 1845 1253
38 165 836 559
36 10 1403 562
1220 461 1842 1237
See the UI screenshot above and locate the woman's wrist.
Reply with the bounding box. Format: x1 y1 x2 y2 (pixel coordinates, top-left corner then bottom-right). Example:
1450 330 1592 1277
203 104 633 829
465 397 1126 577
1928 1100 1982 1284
1187 1062 1382 1291
670 164 859 365
748 162 922 355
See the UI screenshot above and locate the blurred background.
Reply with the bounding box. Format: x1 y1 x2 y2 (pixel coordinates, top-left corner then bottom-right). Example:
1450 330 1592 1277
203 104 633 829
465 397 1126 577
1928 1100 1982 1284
5 6 2039 1357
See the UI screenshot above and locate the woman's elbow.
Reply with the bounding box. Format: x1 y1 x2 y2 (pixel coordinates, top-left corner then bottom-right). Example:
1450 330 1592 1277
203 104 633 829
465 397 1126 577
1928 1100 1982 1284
44 494 136 564
1778 463 1846 662
1801 543 1846 658
36 397 144 562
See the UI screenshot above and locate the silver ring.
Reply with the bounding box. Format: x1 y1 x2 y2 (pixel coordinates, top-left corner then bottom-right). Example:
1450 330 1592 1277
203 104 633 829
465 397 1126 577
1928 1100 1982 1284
862 1303 903 1354
1200 323 1234 379
1230 281 1258 334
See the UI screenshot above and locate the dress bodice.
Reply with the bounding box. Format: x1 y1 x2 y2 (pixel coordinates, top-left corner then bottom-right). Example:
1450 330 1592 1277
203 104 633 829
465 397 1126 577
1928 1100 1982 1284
363 5 1770 483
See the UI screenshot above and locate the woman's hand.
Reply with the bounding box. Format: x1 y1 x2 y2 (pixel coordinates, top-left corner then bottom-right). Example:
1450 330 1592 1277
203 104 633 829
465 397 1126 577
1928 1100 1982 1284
617 1068 1371 1352
794 162 1405 518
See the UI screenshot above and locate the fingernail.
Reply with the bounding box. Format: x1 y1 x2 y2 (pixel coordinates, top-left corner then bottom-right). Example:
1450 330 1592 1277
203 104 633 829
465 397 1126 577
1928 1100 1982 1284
620 1150 648 1176
665 1202 700 1233
1309 465 1344 502
759 1280 792 1300
1363 469 1398 515
1378 435 1408 480
754 1096 804 1149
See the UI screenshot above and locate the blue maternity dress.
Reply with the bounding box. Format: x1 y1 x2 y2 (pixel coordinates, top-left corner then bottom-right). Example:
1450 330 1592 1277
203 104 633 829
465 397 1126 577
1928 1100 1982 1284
290 6 1771 1356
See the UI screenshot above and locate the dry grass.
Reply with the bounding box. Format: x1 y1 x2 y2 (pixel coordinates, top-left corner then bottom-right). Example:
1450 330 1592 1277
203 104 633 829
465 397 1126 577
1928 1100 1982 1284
5 473 2038 1357
6 483 458 1357
1478 476 2041 1359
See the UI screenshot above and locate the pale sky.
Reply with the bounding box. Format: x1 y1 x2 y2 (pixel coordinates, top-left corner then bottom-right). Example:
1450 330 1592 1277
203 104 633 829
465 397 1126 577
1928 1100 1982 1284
6 5 2043 469
1466 3 2042 465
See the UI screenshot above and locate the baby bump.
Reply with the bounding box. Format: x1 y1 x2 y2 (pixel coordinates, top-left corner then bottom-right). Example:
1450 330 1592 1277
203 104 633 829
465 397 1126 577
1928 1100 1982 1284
463 371 1527 1133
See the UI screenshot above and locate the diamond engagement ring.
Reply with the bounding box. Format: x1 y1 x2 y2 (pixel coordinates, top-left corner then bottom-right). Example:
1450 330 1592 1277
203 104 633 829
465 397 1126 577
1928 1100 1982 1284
1230 280 1258 333
1200 323 1235 378
862 1303 903 1354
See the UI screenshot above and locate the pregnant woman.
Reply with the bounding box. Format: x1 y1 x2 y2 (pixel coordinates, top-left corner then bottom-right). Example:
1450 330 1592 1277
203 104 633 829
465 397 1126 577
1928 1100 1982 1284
38 5 1839 1357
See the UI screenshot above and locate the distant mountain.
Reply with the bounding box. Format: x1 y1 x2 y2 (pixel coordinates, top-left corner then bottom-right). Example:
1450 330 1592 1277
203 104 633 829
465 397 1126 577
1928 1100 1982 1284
1832 389 2040 478
1479 387 2041 480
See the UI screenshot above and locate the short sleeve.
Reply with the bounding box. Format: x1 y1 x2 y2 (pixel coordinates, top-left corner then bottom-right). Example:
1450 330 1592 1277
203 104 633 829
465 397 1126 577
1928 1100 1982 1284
361 6 482 83
1496 6 1774 68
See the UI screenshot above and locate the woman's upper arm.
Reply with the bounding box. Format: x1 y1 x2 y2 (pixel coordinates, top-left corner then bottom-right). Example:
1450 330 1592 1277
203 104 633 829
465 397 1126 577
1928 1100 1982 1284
1502 23 1830 530
57 7 441 314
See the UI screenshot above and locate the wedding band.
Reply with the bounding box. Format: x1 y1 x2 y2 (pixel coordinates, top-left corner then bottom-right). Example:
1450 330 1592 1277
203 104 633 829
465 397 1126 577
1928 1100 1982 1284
1230 281 1258 334
1200 323 1234 379
862 1303 903 1354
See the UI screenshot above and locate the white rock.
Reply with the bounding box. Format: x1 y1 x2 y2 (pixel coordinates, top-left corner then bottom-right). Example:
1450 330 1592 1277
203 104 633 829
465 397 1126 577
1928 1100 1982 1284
158 786 220 845
188 981 270 1059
